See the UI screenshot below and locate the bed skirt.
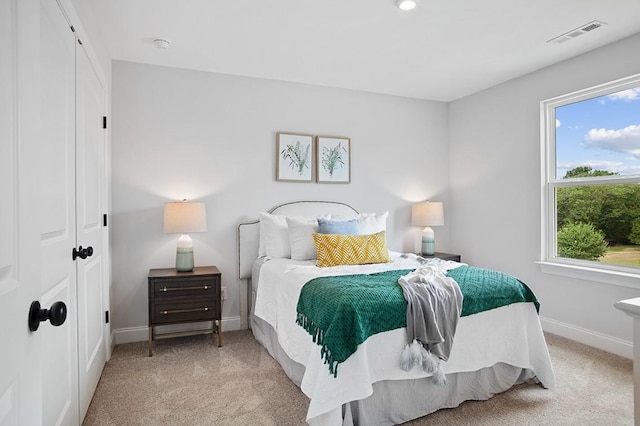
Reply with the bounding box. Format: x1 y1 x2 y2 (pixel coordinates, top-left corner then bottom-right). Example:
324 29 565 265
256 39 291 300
251 314 540 426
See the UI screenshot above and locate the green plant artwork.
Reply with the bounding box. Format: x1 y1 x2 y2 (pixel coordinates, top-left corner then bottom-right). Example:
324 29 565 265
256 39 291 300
321 142 347 177
281 140 310 176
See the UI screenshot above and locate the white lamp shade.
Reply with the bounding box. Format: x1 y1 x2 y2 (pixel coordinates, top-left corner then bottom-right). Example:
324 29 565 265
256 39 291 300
411 201 444 227
163 201 208 234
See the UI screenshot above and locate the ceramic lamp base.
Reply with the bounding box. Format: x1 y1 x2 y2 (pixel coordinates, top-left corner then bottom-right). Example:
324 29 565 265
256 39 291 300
421 241 435 256
176 248 194 272
421 226 436 256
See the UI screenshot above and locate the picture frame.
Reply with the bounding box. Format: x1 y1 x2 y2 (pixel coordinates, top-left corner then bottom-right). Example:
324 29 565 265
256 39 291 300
276 132 314 182
316 136 351 183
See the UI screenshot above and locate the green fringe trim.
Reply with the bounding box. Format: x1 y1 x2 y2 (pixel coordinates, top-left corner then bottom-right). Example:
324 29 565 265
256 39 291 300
296 313 339 378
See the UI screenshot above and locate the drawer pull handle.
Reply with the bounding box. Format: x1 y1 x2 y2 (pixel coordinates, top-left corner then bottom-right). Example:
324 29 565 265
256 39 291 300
161 307 210 315
160 285 211 292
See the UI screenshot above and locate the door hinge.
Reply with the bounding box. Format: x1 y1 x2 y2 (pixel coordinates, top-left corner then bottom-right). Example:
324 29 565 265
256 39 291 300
70 25 82 44
103 213 108 227
105 311 110 324
103 116 107 129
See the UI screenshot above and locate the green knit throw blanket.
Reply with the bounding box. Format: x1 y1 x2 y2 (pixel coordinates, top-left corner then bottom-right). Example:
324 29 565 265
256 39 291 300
295 265 539 377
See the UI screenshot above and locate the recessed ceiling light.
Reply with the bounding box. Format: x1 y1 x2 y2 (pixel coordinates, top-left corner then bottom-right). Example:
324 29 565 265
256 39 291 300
396 0 417 10
153 38 171 49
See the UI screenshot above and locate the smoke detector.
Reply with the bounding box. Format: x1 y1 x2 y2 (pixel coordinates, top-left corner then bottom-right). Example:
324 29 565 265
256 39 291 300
547 20 607 44
396 0 417 11
153 38 171 49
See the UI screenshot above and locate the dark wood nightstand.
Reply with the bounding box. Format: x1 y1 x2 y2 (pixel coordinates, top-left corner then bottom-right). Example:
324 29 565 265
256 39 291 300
422 252 461 262
148 266 222 356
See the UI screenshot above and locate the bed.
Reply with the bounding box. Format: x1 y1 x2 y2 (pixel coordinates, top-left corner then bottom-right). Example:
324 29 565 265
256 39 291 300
238 201 555 426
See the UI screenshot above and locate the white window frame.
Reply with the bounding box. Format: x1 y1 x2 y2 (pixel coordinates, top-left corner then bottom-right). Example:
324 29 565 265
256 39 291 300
539 72 640 289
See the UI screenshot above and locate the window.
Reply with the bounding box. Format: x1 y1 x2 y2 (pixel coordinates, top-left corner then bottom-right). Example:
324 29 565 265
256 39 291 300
541 74 640 287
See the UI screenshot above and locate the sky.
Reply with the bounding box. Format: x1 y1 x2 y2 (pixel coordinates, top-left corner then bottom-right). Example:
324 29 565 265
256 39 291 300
555 86 640 178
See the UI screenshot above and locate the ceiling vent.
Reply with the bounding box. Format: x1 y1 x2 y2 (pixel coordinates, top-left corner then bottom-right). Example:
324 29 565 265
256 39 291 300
547 20 607 44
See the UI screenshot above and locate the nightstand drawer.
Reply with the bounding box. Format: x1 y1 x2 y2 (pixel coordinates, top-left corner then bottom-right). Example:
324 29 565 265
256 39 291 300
153 278 220 300
147 266 223 355
152 300 220 324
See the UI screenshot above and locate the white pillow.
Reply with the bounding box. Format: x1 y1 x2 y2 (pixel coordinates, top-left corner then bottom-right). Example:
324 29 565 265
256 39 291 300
258 213 267 257
331 212 374 221
327 211 387 235
357 211 388 235
259 212 290 258
287 216 321 260
259 212 330 259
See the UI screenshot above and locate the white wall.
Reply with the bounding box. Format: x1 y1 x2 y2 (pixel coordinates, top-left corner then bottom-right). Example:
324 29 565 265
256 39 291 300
111 61 450 342
449 33 640 357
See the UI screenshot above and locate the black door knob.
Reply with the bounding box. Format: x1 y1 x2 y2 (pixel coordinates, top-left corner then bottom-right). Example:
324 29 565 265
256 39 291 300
72 246 86 260
72 245 94 260
28 300 67 332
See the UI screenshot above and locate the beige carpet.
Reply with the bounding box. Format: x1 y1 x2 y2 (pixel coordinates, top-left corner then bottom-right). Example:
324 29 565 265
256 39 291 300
83 331 632 425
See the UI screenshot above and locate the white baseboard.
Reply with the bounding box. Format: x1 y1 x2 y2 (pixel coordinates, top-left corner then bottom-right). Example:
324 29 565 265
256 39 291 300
540 316 632 359
114 316 242 345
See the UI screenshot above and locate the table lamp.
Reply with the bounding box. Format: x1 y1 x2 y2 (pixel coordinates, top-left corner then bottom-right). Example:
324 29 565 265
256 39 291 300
163 200 208 272
411 201 444 256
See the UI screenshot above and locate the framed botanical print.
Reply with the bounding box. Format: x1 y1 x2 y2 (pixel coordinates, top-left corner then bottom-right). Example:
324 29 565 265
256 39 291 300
276 132 314 182
316 136 350 183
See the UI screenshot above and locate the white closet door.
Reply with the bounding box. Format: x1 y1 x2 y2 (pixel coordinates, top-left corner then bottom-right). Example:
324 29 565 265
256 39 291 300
1 1 107 423
39 0 79 424
75 45 107 420
0 1 42 424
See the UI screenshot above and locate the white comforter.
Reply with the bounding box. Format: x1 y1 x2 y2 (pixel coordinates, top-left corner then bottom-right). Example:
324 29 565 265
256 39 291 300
253 253 555 426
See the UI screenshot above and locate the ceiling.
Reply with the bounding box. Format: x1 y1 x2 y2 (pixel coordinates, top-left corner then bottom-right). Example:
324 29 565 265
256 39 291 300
77 0 640 102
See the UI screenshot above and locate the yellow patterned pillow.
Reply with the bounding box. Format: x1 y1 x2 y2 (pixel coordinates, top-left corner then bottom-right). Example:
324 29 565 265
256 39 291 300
313 231 391 267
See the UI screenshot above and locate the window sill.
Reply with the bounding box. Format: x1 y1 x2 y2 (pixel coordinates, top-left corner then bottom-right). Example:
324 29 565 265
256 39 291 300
537 260 640 290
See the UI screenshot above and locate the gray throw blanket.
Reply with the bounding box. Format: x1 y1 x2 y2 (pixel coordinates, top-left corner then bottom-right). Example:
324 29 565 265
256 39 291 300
398 264 463 384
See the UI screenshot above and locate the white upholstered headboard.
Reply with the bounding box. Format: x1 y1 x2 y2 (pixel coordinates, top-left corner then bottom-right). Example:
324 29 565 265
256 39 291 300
237 200 358 279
